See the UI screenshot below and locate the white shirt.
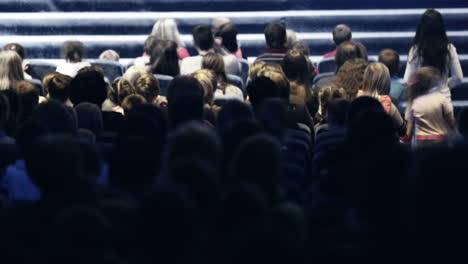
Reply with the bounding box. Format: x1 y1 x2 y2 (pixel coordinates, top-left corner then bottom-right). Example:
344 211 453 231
56 61 91 77
180 51 241 76
214 83 244 101
403 44 463 101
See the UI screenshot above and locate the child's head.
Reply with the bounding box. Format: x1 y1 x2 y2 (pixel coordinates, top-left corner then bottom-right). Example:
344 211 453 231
407 66 441 103
378 49 400 77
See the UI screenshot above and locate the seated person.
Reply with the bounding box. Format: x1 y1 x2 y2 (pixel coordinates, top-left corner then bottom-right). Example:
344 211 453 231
181 24 240 76
42 72 73 106
254 23 288 65
378 49 404 103
323 24 352 58
56 41 91 77
202 53 243 101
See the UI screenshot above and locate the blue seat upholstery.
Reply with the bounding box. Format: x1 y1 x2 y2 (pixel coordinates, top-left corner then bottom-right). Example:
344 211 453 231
317 58 336 74
91 60 124 83
154 74 174 97
313 72 334 85
226 74 244 91
26 61 56 81
238 58 249 89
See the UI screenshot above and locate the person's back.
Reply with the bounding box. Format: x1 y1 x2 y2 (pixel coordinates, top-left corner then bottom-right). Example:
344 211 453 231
378 49 404 103
254 23 288 65
403 9 463 101
56 41 91 78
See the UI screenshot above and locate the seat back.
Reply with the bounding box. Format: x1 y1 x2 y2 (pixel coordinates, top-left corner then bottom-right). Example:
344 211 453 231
317 58 336 74
154 74 174 97
238 58 249 88
26 61 57 81
313 72 335 85
226 74 244 91
91 60 124 83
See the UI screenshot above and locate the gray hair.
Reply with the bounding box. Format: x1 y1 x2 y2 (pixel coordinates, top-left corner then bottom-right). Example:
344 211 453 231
150 18 185 48
99 49 120 62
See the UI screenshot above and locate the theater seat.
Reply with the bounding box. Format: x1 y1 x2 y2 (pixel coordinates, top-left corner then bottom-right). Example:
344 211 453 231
317 58 336 74
154 74 174 97
238 58 250 88
91 60 124 83
26 61 56 81
227 74 244 91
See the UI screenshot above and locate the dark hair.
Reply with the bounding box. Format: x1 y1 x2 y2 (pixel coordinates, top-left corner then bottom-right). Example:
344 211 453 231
346 96 383 126
347 108 396 149
332 24 352 46
122 94 147 115
13 80 39 122
75 102 103 135
247 76 284 109
167 76 204 127
144 35 158 54
61 41 85 62
281 49 310 85
24 135 91 196
327 98 350 126
3 43 25 60
32 100 77 134
217 100 255 129
407 67 441 104
192 24 214 51
412 9 450 74
149 40 180 77
335 41 361 71
0 93 9 129
379 49 400 76
264 23 286 49
228 134 282 205
69 69 107 106
44 72 73 103
217 23 239 53
257 98 288 141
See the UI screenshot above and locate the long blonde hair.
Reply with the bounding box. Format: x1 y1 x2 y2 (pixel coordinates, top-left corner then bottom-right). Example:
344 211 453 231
0 50 24 90
361 62 391 97
151 18 185 48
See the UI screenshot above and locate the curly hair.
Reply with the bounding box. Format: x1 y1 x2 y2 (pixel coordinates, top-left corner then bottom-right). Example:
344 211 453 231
333 58 368 99
61 41 85 62
109 79 136 106
135 72 160 103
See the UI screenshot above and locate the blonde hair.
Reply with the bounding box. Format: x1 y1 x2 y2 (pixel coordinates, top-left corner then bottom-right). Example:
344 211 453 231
0 50 24 90
318 85 346 117
202 53 228 94
123 66 147 87
151 18 185 48
109 79 136 105
135 72 160 102
361 62 391 97
193 69 217 105
248 61 266 80
257 68 290 99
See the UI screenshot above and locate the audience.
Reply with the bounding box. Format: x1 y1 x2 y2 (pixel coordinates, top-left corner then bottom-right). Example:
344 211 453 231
98 49 120 62
3 43 32 80
1 8 468 261
56 41 91 77
181 24 240 76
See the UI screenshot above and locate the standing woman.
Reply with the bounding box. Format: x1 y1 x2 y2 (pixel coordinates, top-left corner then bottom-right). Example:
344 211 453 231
404 9 463 100
151 18 190 60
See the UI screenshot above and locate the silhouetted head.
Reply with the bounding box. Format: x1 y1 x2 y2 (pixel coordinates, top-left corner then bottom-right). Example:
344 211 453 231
192 24 214 51
264 23 286 49
32 100 77 134
61 41 86 62
333 24 352 46
75 102 103 135
167 75 204 128
70 69 107 106
378 49 400 77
